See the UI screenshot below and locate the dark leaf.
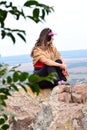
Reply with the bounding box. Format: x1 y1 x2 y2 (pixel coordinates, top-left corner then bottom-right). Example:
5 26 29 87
0 99 6 106
9 6 20 20
13 71 19 82
24 0 38 7
1 124 9 130
6 2 12 8
0 1 6 5
7 33 16 43
0 68 7 76
0 95 7 100
29 83 40 95
27 15 40 23
28 72 56 85
7 76 12 84
28 74 41 83
10 84 19 91
9 6 25 20
1 30 6 39
18 83 27 92
32 8 40 23
19 72 29 81
44 72 57 84
0 9 7 22
33 8 39 17
45 8 51 15
17 33 26 42
3 114 8 121
2 79 6 84
40 9 45 20
0 88 11 96
12 29 26 35
0 118 5 125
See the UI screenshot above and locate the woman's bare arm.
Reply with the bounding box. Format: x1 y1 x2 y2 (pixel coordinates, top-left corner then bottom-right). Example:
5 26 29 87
39 55 66 70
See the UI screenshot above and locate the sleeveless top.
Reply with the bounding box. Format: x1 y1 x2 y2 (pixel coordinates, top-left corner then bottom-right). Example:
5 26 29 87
32 45 61 68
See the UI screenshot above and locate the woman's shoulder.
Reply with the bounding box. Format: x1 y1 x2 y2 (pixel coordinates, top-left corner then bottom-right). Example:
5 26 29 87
51 45 57 51
33 47 45 56
34 47 43 52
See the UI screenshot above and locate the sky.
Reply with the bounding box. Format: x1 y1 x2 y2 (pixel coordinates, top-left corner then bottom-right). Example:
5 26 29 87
0 0 87 56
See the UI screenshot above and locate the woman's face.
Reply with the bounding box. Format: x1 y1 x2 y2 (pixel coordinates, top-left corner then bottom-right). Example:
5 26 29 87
49 36 54 43
51 36 54 41
48 36 54 44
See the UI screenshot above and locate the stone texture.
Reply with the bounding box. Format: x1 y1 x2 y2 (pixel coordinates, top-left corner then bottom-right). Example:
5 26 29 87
5 83 87 130
72 84 87 103
5 87 52 130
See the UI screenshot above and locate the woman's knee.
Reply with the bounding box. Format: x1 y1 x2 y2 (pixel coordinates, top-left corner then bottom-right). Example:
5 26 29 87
47 66 57 73
55 59 62 64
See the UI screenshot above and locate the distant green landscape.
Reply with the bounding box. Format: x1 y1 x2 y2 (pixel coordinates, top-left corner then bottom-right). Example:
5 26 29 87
0 49 87 86
68 73 87 85
66 57 87 85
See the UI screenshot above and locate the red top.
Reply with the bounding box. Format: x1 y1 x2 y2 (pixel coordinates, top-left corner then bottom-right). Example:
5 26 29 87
34 61 44 68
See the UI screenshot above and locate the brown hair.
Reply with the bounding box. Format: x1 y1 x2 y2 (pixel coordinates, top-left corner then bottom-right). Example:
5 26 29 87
31 28 53 57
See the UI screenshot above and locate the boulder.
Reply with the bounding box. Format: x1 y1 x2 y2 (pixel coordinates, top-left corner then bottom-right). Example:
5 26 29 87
6 87 52 130
72 84 87 103
5 83 87 130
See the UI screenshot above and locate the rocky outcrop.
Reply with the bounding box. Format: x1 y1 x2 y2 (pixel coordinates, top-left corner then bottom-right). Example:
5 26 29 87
6 87 51 130
6 83 87 130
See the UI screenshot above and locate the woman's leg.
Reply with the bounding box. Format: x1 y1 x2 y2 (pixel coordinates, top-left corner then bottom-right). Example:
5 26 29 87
34 59 67 88
55 59 67 81
34 65 59 88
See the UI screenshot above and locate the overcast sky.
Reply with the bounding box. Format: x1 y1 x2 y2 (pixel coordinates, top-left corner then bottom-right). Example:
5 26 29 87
0 0 87 56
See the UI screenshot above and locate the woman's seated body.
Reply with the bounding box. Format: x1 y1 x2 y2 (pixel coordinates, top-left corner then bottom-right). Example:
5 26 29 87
30 28 69 89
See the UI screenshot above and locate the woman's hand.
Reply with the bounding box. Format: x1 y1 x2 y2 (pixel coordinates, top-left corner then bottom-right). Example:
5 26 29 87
62 69 69 76
59 63 66 70
59 64 69 77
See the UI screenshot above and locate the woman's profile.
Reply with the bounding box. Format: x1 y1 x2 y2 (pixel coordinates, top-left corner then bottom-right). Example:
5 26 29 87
30 28 69 89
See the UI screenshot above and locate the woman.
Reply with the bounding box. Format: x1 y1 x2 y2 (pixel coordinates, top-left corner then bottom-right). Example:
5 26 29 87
30 28 69 89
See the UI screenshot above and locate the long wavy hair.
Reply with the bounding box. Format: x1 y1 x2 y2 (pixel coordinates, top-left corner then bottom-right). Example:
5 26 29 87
31 28 53 57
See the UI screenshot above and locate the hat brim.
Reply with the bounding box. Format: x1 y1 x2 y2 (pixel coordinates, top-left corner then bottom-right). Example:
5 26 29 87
48 32 57 36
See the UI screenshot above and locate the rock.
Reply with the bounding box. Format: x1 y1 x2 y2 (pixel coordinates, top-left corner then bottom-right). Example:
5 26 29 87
58 92 72 103
5 83 87 130
9 117 35 130
5 87 52 130
33 102 52 130
72 84 87 103
57 85 71 93
33 84 87 130
57 85 72 103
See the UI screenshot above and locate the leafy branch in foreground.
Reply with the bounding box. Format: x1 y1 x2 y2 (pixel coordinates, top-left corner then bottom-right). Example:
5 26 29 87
0 0 54 43
24 0 54 23
0 1 26 44
1 28 26 44
0 63 56 129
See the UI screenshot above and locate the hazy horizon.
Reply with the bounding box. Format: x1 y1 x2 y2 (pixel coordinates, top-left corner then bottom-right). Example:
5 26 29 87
0 49 87 57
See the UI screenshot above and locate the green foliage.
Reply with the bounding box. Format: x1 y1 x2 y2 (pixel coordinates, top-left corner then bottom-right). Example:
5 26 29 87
0 65 56 95
0 113 9 130
0 64 56 129
0 64 8 77
0 9 7 27
0 1 26 43
1 28 26 44
24 0 54 23
0 0 53 43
